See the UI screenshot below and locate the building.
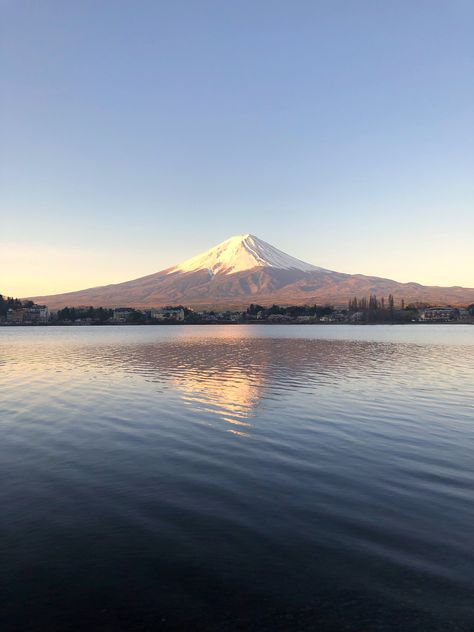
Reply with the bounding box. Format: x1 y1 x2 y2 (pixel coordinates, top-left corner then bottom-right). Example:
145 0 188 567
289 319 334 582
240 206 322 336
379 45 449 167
6 305 49 324
320 315 336 323
113 307 135 322
24 305 49 323
420 308 459 322
149 308 185 321
7 309 24 324
267 313 292 322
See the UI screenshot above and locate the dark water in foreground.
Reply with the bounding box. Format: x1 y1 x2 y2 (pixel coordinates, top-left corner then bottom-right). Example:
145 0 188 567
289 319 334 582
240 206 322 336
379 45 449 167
1 325 473 631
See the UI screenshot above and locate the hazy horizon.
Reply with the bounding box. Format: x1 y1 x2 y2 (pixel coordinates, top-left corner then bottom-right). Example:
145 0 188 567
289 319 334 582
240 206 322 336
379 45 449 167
18 231 474 301
1 1 473 297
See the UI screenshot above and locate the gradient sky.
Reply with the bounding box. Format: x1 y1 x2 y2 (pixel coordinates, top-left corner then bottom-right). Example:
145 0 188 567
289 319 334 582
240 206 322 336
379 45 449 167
1 0 473 297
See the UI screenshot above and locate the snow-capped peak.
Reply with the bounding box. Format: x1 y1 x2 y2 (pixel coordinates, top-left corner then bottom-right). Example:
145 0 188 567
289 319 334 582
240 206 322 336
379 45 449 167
168 234 324 276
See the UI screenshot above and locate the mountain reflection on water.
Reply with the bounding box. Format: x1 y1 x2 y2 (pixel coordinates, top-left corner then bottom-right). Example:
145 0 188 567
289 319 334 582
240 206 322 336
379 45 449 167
5 329 466 436
1 325 474 631
92 336 452 436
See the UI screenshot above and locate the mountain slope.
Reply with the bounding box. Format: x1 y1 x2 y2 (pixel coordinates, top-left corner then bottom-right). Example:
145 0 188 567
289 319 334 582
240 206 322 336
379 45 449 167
29 234 474 309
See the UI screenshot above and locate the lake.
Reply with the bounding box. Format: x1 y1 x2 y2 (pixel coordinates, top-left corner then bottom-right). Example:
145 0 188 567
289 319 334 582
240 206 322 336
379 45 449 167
1 325 473 631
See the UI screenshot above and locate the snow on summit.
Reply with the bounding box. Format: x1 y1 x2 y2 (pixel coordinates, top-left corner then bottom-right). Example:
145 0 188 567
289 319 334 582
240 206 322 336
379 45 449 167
169 234 323 276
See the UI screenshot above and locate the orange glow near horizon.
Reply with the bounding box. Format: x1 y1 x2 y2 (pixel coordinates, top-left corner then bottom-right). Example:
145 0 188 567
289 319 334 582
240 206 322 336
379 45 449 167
2 241 474 298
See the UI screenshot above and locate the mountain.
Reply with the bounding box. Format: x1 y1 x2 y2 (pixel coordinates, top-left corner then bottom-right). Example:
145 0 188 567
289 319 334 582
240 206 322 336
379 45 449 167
29 234 474 310
168 234 323 276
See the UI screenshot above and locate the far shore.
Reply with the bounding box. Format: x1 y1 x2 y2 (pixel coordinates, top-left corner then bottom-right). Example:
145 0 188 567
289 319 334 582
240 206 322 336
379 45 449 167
1 320 472 328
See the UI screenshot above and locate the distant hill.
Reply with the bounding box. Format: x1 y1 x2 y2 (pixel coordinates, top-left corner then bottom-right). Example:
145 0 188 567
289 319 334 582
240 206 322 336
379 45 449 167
29 234 474 309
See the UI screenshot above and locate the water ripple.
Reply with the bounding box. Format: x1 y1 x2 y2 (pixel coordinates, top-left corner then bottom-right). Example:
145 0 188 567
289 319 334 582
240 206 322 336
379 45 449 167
1 325 474 630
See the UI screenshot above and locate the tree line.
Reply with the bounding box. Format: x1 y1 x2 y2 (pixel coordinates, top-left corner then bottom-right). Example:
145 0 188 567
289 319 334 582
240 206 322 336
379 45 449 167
0 295 34 316
246 303 334 318
348 295 426 322
56 306 114 322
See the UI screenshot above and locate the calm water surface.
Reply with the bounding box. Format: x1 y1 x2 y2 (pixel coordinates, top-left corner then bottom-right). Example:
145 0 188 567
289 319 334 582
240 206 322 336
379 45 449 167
1 325 473 631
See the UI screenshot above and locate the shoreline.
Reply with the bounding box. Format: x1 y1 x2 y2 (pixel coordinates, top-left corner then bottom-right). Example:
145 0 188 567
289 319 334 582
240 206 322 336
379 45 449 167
1 321 472 328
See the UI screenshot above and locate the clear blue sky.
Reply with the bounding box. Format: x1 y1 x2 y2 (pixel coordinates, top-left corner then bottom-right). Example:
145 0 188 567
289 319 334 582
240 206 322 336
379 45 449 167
1 0 473 295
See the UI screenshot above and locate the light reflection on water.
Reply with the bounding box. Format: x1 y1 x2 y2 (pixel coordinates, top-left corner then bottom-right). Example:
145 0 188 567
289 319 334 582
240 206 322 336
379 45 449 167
1 325 474 630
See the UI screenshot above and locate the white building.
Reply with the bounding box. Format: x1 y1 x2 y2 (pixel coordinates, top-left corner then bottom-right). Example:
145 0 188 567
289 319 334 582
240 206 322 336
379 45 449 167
7 305 49 324
149 308 185 321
